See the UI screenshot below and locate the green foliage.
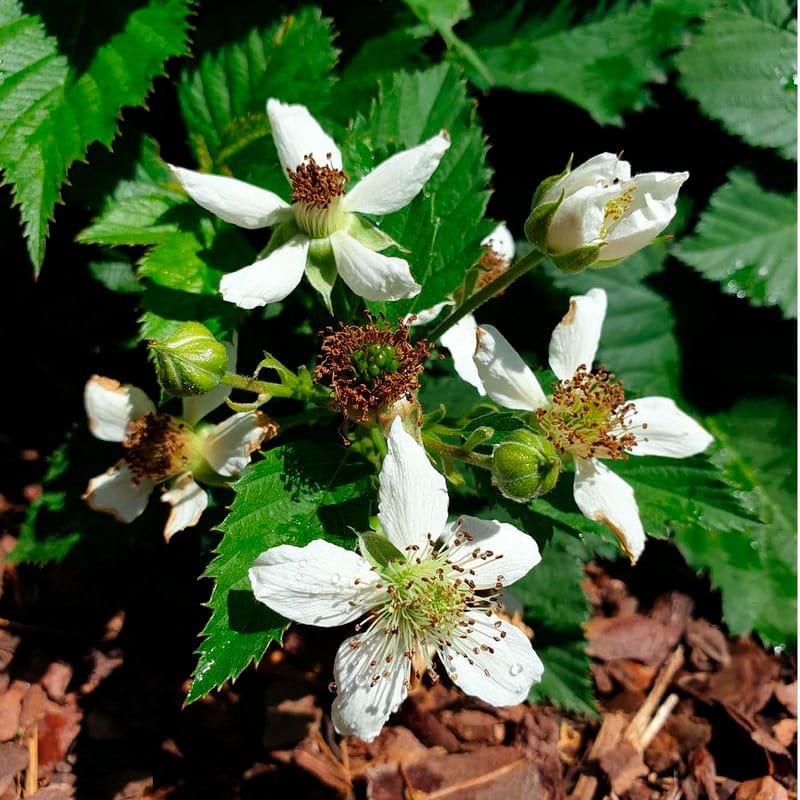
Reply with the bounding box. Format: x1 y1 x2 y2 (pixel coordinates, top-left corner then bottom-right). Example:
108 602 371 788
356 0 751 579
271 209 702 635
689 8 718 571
0 0 191 270
528 641 596 716
547 243 681 397
187 443 374 703
177 7 339 182
675 397 796 645
675 5 796 159
674 171 797 318
467 0 708 125
354 63 494 319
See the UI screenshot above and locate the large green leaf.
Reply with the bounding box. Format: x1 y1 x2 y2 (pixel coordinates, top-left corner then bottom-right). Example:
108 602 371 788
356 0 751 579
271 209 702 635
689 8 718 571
186 442 374 703
352 63 493 319
0 0 191 270
675 5 796 159
467 0 708 126
177 7 338 183
548 243 681 397
673 171 797 318
675 397 796 645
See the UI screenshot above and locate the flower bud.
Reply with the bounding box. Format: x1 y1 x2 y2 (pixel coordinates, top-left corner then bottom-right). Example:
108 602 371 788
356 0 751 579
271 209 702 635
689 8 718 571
525 153 688 272
149 322 228 397
491 429 561 502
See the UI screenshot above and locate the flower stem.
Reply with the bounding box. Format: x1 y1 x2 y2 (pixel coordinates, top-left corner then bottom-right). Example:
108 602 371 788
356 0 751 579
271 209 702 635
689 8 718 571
426 248 545 341
220 372 300 399
422 433 493 471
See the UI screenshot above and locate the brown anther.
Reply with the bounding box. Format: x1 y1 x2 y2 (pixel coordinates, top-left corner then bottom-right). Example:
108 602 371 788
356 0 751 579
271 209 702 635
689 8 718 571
123 412 194 483
288 155 348 208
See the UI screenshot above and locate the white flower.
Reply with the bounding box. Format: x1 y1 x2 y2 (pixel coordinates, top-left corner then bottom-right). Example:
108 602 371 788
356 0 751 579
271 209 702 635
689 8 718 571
473 287 712 562
248 417 543 742
409 224 516 395
83 355 275 541
170 99 450 309
540 153 688 263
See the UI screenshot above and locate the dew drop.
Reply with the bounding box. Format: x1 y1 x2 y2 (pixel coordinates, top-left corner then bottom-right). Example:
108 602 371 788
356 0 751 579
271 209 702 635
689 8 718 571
774 644 785 655
331 572 342 586
726 279 740 294
733 258 745 269
509 663 525 677
328 681 337 693
736 290 746 299
757 265 769 276
750 540 761 550
299 559 309 568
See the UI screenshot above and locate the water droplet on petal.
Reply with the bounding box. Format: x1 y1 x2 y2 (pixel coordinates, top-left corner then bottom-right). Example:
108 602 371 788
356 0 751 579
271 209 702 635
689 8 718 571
328 681 337 693
331 572 342 586
736 290 746 299
509 663 525 677
299 559 309 568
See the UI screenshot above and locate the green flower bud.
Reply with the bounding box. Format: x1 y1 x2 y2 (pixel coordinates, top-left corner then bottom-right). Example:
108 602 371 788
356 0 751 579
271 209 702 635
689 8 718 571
149 322 228 397
491 429 561 502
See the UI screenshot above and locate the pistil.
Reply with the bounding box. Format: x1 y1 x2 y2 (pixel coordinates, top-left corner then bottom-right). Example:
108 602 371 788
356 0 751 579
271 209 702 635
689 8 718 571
288 154 349 238
123 413 198 482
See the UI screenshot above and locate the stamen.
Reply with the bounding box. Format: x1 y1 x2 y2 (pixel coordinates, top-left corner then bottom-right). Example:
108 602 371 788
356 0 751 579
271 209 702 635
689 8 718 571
537 365 637 459
288 154 347 209
123 413 196 483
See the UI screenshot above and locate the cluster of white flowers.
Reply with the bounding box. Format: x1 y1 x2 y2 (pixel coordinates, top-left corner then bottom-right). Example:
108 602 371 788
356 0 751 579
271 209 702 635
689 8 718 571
80 98 710 742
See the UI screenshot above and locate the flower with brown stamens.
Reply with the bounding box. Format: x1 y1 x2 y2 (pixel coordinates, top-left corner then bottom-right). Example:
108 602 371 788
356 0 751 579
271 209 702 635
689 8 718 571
314 317 431 424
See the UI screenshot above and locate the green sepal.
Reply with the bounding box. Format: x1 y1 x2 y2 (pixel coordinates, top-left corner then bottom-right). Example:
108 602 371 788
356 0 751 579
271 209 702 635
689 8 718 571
589 255 626 270
305 239 338 314
550 243 605 274
530 154 573 210
347 214 406 253
421 404 447 429
461 426 494 452
262 219 299 256
524 194 564 251
358 532 405 568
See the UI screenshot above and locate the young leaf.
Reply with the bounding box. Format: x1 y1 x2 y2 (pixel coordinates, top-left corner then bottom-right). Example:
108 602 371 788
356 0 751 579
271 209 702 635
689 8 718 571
0 0 191 270
673 171 797 319
675 397 796 645
177 7 339 180
675 6 796 160
352 63 493 319
187 443 373 703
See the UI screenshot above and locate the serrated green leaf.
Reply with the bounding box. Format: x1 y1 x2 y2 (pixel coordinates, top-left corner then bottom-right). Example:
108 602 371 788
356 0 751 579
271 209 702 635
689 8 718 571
673 171 796 318
547 242 681 397
177 7 339 179
88 259 143 294
674 397 796 645
187 442 373 703
350 64 493 320
469 1 708 125
676 7 796 159
0 0 191 269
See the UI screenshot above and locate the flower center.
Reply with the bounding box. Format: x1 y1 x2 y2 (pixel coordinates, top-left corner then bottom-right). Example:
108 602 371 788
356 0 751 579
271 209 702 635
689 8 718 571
536 366 638 460
288 155 348 238
314 317 431 425
599 184 637 239
347 531 507 688
123 413 198 482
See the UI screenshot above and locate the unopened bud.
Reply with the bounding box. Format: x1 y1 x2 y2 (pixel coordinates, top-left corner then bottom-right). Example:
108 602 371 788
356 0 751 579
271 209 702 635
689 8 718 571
149 322 228 397
491 429 561 502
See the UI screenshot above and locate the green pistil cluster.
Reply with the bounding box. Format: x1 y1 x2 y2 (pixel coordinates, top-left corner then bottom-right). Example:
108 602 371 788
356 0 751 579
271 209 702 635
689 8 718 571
380 554 471 643
350 343 401 384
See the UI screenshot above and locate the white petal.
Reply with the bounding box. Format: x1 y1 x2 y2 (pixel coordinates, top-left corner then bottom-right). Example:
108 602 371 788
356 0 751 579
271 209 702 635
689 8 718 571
169 166 291 229
201 411 272 477
161 473 208 541
378 417 449 552
573 458 645 563
331 630 409 742
181 337 237 426
84 376 155 443
404 300 452 327
624 397 713 458
266 98 341 174
600 172 688 261
541 153 631 204
473 325 547 411
545 185 610 254
440 314 485 395
248 540 375 627
344 132 450 215
481 223 515 264
220 235 309 309
439 617 543 707
330 231 420 301
548 287 607 380
445 515 541 589
83 462 154 523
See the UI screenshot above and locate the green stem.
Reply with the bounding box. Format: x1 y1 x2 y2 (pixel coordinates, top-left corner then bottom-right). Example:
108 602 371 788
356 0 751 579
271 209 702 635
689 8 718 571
220 372 298 399
423 433 493 471
427 248 545 341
